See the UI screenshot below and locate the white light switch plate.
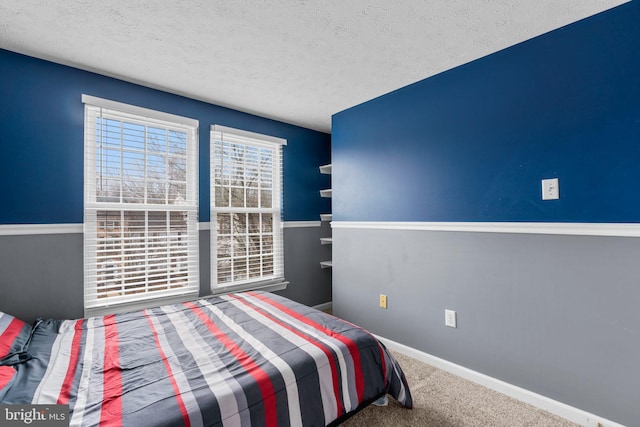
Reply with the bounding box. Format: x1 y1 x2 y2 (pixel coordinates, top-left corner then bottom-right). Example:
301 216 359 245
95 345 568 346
542 178 559 200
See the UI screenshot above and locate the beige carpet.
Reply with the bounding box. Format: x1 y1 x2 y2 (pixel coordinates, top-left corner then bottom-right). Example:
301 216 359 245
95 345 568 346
341 350 580 427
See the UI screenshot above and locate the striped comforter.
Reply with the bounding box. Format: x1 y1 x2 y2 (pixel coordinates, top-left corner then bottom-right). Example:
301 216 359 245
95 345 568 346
2 291 412 426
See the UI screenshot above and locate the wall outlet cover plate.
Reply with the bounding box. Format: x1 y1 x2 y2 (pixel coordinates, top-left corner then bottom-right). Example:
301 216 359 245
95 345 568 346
445 309 457 328
379 294 387 309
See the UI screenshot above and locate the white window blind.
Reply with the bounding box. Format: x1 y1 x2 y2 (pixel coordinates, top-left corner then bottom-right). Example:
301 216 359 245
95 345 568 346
83 95 199 313
210 125 286 290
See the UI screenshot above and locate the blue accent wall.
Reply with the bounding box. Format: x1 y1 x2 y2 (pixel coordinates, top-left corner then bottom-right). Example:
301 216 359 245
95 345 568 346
332 2 640 223
0 49 330 224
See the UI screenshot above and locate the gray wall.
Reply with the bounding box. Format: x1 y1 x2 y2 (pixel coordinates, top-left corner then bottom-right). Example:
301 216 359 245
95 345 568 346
0 233 84 322
332 227 639 426
0 224 331 323
277 221 332 307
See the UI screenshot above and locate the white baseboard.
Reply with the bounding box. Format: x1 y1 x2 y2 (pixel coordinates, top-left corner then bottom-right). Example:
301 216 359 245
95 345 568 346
313 301 333 312
376 335 626 427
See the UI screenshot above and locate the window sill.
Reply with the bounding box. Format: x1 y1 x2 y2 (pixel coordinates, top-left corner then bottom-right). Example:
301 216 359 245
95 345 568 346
210 280 289 296
84 290 200 318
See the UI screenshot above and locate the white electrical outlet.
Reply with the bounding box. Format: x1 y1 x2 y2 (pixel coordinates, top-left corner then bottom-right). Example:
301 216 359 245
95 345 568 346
445 309 457 328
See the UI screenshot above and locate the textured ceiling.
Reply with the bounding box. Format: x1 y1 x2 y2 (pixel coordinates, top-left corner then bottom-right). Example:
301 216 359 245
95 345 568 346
0 1 628 133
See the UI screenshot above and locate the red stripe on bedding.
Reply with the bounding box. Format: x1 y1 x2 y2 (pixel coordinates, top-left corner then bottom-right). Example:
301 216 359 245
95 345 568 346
57 319 84 404
185 301 278 426
144 311 191 427
0 318 26 358
229 294 344 416
247 292 366 403
100 315 123 426
0 366 16 390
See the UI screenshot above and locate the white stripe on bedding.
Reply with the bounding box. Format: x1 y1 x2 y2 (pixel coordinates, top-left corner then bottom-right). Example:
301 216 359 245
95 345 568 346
31 321 72 403
217 295 339 423
160 306 245 427
201 299 304 427
232 293 360 413
0 314 11 336
69 317 97 427
234 301 338 420
146 310 204 427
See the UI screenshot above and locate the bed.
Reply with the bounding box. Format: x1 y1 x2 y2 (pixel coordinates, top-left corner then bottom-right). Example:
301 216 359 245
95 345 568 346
1 291 412 426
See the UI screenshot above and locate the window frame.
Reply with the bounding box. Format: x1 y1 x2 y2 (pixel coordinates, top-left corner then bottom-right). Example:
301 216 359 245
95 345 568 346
83 95 199 316
210 125 286 292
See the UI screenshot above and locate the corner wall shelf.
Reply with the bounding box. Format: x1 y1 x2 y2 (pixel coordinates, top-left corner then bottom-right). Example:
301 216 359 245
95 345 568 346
319 164 332 175
320 163 332 268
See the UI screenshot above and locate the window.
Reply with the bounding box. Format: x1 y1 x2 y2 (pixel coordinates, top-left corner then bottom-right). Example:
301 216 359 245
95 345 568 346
210 125 285 290
83 95 199 314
